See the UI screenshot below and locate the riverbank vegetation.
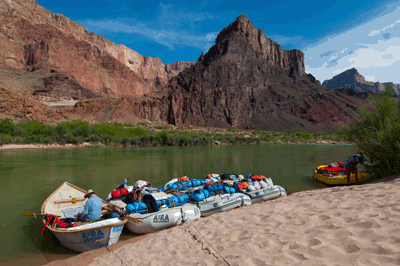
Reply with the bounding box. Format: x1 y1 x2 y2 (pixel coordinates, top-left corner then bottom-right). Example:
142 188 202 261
0 118 347 147
341 84 400 180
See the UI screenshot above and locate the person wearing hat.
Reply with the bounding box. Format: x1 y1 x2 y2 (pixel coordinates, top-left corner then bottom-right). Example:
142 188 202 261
76 189 103 222
344 154 366 185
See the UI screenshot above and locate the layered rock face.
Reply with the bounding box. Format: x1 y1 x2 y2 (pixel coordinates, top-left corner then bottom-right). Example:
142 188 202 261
323 68 400 96
74 15 368 132
0 0 194 100
0 87 63 122
0 8 370 131
152 15 364 132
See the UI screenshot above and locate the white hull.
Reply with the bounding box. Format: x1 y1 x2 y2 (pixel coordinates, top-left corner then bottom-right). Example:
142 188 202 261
126 203 201 234
193 193 251 217
41 182 127 253
244 185 287 204
50 218 125 252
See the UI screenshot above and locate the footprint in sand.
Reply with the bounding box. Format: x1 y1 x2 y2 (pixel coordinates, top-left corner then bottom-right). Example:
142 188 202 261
343 243 360 253
309 238 322 246
287 250 307 261
318 214 330 221
355 221 381 229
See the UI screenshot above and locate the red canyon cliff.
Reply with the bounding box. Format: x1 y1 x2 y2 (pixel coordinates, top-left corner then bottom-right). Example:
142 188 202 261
73 15 368 132
0 3 371 131
0 0 194 100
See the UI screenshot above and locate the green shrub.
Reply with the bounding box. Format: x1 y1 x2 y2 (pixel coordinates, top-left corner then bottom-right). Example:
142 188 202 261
0 134 12 145
88 134 100 143
0 119 15 135
340 84 400 179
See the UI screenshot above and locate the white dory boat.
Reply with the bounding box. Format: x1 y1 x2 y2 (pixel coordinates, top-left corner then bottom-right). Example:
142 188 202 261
40 182 127 253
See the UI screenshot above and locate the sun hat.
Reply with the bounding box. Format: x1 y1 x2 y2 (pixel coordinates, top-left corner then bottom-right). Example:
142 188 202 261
84 189 96 198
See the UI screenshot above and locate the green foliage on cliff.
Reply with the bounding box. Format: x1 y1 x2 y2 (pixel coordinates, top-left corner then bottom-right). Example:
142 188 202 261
340 84 400 179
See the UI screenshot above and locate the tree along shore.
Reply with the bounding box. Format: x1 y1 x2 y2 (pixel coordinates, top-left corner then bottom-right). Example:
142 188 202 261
0 119 349 148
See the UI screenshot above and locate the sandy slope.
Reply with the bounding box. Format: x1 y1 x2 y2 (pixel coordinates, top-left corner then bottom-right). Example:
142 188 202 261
45 175 400 266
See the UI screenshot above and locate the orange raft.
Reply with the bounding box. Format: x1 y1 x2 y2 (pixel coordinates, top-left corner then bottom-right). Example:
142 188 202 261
312 165 368 185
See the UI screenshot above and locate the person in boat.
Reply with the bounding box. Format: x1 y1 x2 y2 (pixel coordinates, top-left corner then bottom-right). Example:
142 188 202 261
76 189 103 222
344 154 366 185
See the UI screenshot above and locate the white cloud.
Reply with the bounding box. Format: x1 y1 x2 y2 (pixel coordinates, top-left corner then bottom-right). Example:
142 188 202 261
304 1 400 84
81 19 218 52
367 19 400 36
78 3 219 57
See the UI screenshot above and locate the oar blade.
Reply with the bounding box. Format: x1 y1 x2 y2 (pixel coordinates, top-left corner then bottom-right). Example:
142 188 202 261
23 212 35 216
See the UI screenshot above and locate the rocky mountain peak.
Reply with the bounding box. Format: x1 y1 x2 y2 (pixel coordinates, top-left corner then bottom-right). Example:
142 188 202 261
215 14 258 44
323 68 400 95
211 15 305 76
322 68 366 88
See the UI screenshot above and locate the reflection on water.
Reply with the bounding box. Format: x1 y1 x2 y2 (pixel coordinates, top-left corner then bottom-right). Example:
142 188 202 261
0 144 357 265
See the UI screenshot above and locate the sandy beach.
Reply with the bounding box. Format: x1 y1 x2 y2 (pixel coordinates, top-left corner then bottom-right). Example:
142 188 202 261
0 143 98 150
44 175 400 266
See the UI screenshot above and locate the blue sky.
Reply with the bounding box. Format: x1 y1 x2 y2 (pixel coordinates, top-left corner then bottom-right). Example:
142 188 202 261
37 0 400 84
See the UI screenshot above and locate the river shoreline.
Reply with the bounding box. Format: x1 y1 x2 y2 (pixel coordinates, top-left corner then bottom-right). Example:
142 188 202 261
0 140 354 151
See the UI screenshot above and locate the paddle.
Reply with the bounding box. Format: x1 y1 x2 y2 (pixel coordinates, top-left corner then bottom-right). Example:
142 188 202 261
103 205 142 224
23 212 60 217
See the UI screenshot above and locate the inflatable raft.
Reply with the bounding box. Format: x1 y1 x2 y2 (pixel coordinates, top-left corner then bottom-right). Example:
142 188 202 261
106 180 201 234
213 174 287 204
313 164 368 185
190 192 252 217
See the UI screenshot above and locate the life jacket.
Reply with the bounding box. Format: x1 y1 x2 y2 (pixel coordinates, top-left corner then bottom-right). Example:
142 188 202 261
53 217 77 228
250 175 263 181
178 177 189 182
237 182 248 191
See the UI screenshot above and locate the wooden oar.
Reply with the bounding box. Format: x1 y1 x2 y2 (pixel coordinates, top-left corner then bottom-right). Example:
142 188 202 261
54 198 86 204
23 212 60 217
103 205 142 224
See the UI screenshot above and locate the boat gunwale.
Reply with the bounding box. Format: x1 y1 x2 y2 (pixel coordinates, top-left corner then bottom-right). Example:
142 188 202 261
41 182 128 234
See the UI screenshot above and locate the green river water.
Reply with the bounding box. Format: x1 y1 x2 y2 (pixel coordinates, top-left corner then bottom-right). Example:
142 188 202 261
0 144 358 266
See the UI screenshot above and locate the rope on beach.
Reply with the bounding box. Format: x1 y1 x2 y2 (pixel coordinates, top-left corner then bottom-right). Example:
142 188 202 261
106 246 133 266
183 216 232 266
